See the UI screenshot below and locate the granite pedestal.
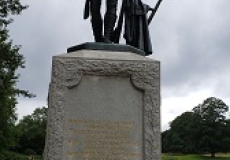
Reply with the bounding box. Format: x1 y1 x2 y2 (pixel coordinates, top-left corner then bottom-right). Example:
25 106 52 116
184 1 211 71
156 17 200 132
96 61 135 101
44 48 161 160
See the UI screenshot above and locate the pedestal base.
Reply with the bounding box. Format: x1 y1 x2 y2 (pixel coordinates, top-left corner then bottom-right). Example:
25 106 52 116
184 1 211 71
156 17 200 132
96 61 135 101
44 49 161 160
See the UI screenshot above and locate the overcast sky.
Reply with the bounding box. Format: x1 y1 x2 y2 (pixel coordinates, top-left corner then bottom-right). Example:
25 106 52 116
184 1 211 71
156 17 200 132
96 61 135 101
9 0 230 131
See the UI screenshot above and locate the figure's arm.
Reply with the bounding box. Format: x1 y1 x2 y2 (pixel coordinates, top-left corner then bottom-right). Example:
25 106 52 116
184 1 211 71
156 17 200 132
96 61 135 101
84 0 90 19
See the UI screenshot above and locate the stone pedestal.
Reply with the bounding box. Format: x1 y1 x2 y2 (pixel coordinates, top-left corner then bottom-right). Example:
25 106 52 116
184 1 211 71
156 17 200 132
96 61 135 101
44 49 161 160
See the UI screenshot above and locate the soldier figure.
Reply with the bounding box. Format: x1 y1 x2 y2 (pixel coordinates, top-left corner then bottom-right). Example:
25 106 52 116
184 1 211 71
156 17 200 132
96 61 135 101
84 0 118 43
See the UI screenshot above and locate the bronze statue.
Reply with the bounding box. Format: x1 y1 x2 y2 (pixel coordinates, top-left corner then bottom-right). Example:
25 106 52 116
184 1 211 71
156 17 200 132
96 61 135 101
84 0 118 43
83 0 163 56
113 0 163 56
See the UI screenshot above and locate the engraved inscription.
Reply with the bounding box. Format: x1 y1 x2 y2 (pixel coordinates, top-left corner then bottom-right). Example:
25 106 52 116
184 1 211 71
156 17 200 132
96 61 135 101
65 119 142 159
63 75 144 159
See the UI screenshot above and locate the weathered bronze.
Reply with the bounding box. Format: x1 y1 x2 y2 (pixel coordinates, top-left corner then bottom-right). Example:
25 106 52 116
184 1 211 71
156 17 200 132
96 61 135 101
113 0 163 56
67 42 146 56
84 0 118 43
84 0 163 56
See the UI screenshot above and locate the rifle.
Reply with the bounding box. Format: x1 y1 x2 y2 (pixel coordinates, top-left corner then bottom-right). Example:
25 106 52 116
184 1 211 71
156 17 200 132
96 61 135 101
148 0 163 25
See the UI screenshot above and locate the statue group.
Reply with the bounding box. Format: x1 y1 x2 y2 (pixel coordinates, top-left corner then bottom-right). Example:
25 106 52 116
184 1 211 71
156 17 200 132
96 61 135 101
84 0 163 56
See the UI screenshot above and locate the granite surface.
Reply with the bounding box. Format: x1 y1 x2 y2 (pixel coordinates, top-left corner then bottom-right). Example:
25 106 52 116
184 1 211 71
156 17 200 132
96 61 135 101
44 49 161 160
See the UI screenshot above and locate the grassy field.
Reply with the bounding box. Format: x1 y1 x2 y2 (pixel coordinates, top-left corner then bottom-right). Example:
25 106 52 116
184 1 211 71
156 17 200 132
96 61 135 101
162 153 230 160
2 151 230 160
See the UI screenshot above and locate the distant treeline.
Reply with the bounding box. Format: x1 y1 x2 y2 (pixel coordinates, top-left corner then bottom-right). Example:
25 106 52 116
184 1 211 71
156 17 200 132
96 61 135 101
162 97 230 157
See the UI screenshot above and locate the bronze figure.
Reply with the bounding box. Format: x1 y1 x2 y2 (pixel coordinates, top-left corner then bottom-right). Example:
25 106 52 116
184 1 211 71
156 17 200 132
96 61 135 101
113 0 163 55
84 0 118 43
83 0 163 56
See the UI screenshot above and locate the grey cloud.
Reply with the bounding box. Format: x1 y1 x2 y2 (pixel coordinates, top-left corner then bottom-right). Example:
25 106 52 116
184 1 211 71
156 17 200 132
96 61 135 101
11 0 92 102
7 0 230 124
148 0 230 98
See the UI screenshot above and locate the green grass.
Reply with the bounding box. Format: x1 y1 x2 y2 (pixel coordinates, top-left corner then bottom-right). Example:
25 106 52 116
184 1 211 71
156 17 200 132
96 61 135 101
162 153 230 160
2 151 230 160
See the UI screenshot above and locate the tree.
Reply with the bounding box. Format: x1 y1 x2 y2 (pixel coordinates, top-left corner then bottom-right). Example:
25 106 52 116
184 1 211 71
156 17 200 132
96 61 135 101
193 97 228 123
15 107 48 155
0 0 33 151
192 97 229 157
162 112 202 153
162 97 230 156
222 119 230 153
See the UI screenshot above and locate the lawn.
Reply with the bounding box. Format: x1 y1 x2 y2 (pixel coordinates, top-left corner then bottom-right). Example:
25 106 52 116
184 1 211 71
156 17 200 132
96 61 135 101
162 153 230 160
2 151 230 160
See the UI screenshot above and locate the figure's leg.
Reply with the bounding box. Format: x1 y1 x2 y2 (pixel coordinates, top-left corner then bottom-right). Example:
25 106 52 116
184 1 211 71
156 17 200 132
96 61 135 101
104 0 118 42
90 0 103 42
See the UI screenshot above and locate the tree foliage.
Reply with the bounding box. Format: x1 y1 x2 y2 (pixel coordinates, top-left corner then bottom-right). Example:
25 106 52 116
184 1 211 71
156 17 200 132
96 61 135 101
162 112 202 153
162 97 230 157
0 0 33 151
193 97 228 123
193 97 229 157
15 107 48 155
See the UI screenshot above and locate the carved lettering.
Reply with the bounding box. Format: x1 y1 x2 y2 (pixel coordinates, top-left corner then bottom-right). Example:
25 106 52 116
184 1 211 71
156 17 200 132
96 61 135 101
66 119 141 159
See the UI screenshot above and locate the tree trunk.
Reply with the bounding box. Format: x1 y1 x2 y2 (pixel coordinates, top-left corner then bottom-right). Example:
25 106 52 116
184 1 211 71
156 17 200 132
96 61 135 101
211 152 215 157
